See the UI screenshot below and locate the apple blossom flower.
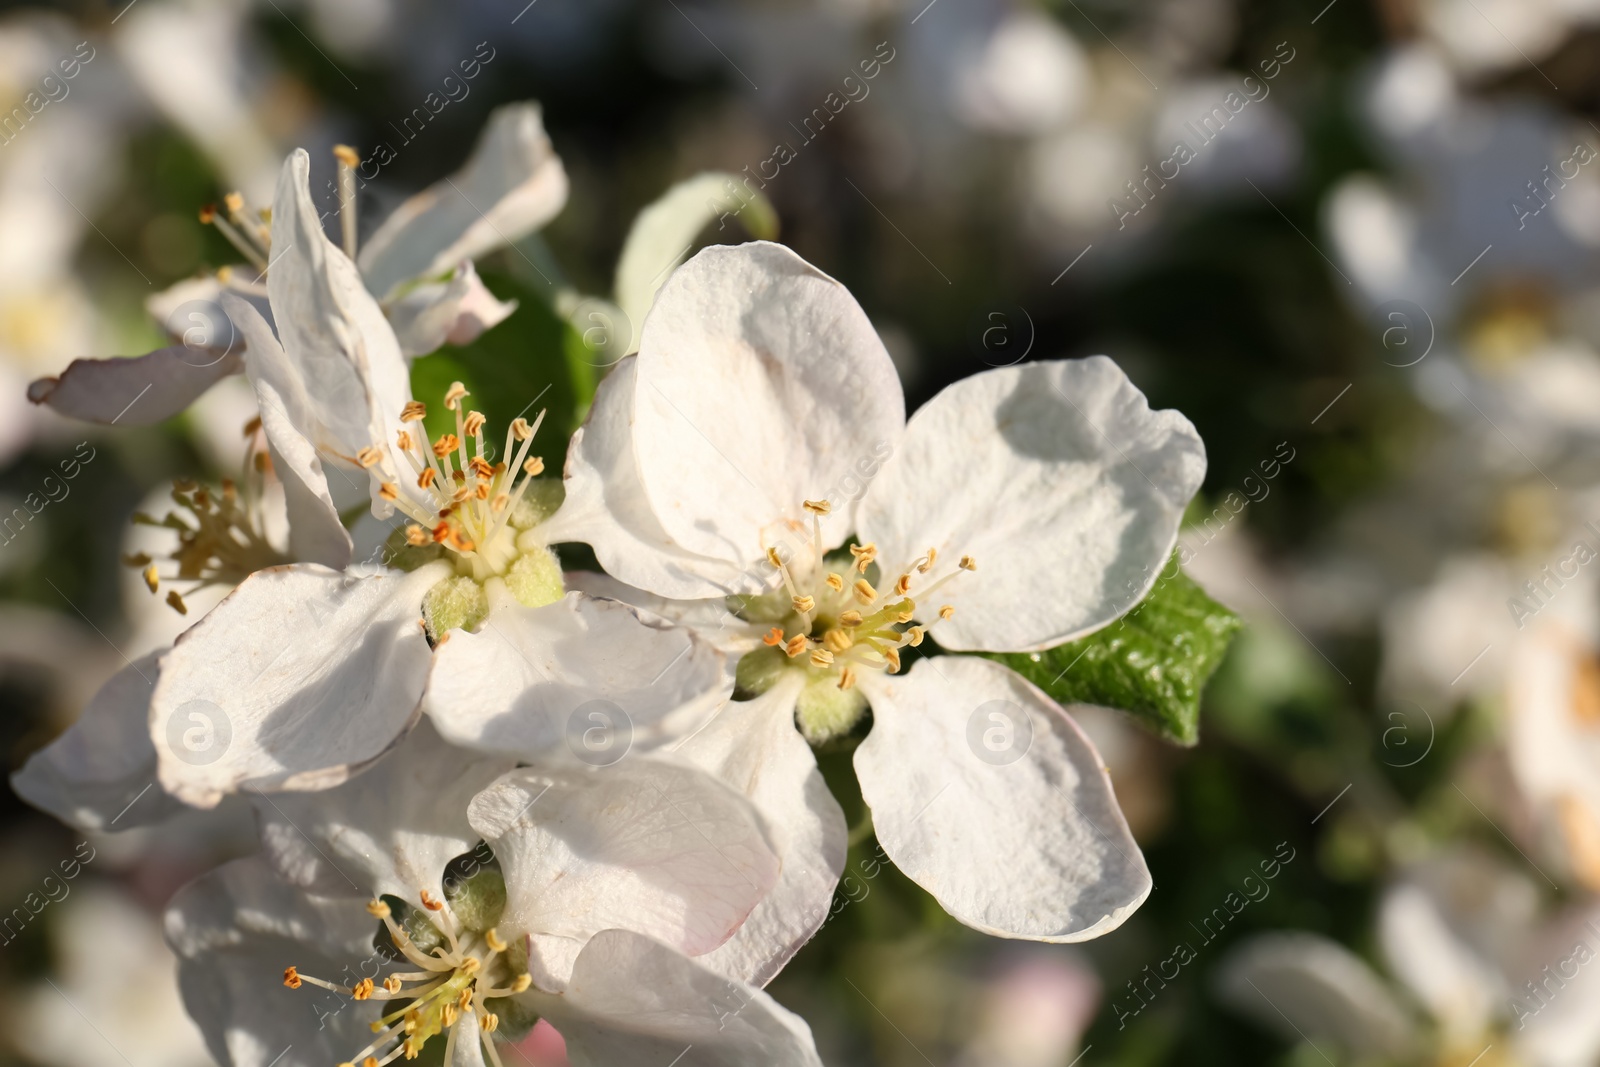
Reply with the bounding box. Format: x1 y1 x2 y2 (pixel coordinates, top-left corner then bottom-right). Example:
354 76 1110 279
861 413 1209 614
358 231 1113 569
27 101 567 427
165 719 822 1067
459 241 1206 956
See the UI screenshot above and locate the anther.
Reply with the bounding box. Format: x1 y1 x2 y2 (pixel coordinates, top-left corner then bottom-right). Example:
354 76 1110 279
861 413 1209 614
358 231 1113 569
810 648 834 668
396 430 412 451
939 605 954 620
166 590 188 615
468 457 494 479
907 626 925 646
143 565 159 593
823 629 852 653
351 978 375 1000
767 548 784 568
803 499 831 515
485 928 507 953
481 1013 500 1033
838 666 856 690
400 401 428 422
784 634 809 658
366 899 391 919
959 555 977 571
443 382 468 411
793 594 816 614
283 966 302 989
379 482 398 501
853 578 877 605
895 573 912 596
510 974 532 993
826 572 844 591
405 525 428 546
417 468 437 489
419 890 443 911
763 627 785 647
523 456 544 476
463 411 486 436
850 542 877 573
882 647 902 673
383 975 403 994
510 417 533 441
840 610 863 627
432 435 459 458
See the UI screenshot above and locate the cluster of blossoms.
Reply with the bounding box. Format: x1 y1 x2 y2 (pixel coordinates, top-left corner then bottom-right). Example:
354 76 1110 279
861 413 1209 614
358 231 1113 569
13 102 1206 1066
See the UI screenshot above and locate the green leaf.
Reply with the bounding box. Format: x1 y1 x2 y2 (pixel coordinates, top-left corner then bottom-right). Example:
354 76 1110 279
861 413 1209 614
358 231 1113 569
409 268 586 474
982 560 1240 746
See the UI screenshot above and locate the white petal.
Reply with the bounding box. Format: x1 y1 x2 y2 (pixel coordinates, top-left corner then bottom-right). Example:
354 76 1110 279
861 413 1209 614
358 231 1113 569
563 569 766 657
854 656 1150 940
630 242 904 578
613 172 778 344
426 591 730 761
11 652 185 832
267 150 411 513
532 929 824 1067
1216 932 1420 1058
857 357 1206 653
467 760 779 968
1378 882 1501 1040
26 346 243 426
150 561 450 808
544 356 756 600
358 102 568 300
255 718 513 906
165 857 384 1067
385 260 517 358
225 291 353 569
675 678 848 986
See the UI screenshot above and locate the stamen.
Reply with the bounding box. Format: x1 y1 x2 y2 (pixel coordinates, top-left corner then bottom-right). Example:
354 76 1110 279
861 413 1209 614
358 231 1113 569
484 929 507 953
405 525 428 546
882 646 901 673
784 634 809 658
463 411 486 437
432 434 460 458
826 572 844 591
166 591 188 614
894 573 912 596
142 565 159 593
352 978 376 1000
283 966 302 989
939 605 954 620
850 542 877 573
763 626 785 647
792 594 816 614
443 382 469 411
838 666 856 690
401 401 428 423
200 202 269 272
853 578 877 605
917 548 938 573
334 144 360 260
809 648 834 668
959 555 977 571
840 610 863 627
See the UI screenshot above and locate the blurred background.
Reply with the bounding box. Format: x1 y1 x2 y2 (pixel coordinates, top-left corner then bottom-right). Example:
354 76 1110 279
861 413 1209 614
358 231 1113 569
8 0 1600 1063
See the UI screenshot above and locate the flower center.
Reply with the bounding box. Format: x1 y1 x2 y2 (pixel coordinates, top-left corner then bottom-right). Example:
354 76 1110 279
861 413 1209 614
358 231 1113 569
124 425 289 615
284 884 532 1067
734 498 975 742
368 382 555 584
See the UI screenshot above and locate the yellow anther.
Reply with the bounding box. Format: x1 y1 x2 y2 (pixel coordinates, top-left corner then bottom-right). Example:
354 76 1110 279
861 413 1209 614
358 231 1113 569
894 573 912 596
784 634 809 658
762 626 785 647
810 648 835 668
959 555 977 571
365 899 391 919
351 978 374 1000
481 1013 500 1033
892 600 915 623
803 499 832 515
491 492 510 512
793 594 816 614
850 542 877 573
939 605 954 620
838 666 856 691
510 417 534 441
395 430 412 451
122 551 152 567
510 974 532 993
432 434 460 458
403 1037 419 1059
907 626 925 647
417 467 437 489
333 144 360 168
383 975 403 994
419 889 443 911
443 382 468 411
766 547 783 568
883 646 902 673
217 264 234 284
485 928 507 953
400 400 428 422
405 524 428 546
823 629 852 653
166 590 188 615
458 987 473 1010
458 956 481 974
283 966 302 989
840 610 864 627
523 456 545 476
463 411 486 436
379 482 399 501
223 191 245 214
441 1003 458 1028
356 446 383 468
142 564 159 593
364 1059 378 1067
918 548 938 573
853 578 877 605
468 456 494 479
198 203 216 224
826 572 844 591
